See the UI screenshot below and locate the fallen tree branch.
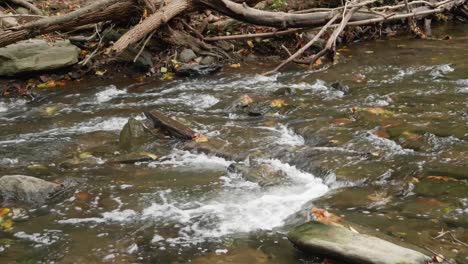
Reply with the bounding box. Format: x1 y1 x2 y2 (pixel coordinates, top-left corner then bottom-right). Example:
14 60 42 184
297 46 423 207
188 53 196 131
0 0 136 47
264 12 340 75
195 0 377 28
111 0 191 54
308 2 362 69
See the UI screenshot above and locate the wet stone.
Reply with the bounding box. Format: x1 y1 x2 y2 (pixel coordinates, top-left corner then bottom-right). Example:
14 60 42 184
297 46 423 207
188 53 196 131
413 177 468 198
179 49 197 63
288 221 431 264
175 64 223 77
331 82 350 95
0 175 62 205
119 118 155 151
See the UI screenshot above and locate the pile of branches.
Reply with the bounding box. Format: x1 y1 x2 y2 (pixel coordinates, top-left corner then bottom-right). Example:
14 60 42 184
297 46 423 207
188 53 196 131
0 0 466 74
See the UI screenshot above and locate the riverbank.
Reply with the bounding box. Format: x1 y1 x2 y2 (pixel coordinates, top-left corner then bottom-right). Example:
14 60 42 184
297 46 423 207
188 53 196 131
1 0 467 101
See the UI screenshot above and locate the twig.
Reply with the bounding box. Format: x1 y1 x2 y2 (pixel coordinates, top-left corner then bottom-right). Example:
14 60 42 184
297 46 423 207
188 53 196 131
433 230 468 248
6 0 43 15
181 19 205 39
0 14 47 19
424 246 448 262
79 25 113 66
264 13 340 75
134 31 155 62
204 28 305 41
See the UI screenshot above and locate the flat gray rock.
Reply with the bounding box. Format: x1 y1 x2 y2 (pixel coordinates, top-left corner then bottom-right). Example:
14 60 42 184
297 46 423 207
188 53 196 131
0 175 61 205
0 39 80 76
288 221 431 264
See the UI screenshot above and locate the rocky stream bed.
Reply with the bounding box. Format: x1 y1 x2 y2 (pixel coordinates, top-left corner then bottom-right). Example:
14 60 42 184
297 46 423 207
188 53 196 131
0 23 467 263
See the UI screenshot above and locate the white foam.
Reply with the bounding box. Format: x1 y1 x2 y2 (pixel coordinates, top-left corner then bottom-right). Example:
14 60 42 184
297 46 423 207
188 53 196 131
0 158 19 165
95 85 127 103
156 94 219 110
148 151 232 169
259 125 305 146
142 158 328 244
430 64 454 78
0 117 128 146
364 130 414 156
58 209 137 224
275 125 305 146
365 94 393 107
14 231 61 246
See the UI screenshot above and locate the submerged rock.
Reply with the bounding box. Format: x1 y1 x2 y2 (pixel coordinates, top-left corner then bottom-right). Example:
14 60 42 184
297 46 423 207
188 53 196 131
288 221 431 264
228 162 287 187
175 64 223 77
0 39 80 76
331 82 350 95
0 175 62 205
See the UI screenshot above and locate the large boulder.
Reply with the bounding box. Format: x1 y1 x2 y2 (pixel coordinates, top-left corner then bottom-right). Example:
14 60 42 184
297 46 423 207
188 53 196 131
0 39 80 76
0 175 62 205
288 221 431 264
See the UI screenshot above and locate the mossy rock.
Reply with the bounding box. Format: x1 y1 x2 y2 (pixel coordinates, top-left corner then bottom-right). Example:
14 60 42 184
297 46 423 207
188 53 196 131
413 177 468 198
288 221 430 264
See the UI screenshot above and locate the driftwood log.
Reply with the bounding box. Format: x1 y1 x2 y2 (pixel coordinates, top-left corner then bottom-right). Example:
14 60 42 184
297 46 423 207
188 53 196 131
144 110 206 141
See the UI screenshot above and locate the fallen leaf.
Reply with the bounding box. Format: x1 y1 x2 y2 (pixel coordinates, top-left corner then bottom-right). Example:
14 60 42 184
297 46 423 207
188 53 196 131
270 99 288 108
246 40 254 48
0 208 10 217
230 63 241 69
193 133 208 143
313 58 323 67
333 118 352 126
95 70 107 76
162 72 174 81
36 80 66 89
364 107 394 116
374 127 389 139
427 176 459 182
0 219 13 229
310 208 343 227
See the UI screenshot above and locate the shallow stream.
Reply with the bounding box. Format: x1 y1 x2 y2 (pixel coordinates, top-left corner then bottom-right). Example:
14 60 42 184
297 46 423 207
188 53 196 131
0 23 467 263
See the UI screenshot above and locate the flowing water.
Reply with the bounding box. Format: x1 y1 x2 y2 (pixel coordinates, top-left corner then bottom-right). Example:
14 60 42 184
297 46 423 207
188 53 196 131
0 23 467 263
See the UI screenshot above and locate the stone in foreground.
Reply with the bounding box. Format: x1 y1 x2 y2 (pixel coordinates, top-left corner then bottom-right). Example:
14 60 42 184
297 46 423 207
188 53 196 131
0 39 80 76
288 221 431 264
0 175 62 205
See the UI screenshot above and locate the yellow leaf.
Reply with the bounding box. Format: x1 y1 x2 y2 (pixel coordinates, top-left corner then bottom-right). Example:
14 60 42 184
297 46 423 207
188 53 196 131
143 8 148 18
27 164 48 170
95 70 107 76
246 40 254 48
270 99 288 108
79 152 93 159
162 73 174 81
1 219 13 229
230 63 241 69
36 80 66 89
192 133 208 143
